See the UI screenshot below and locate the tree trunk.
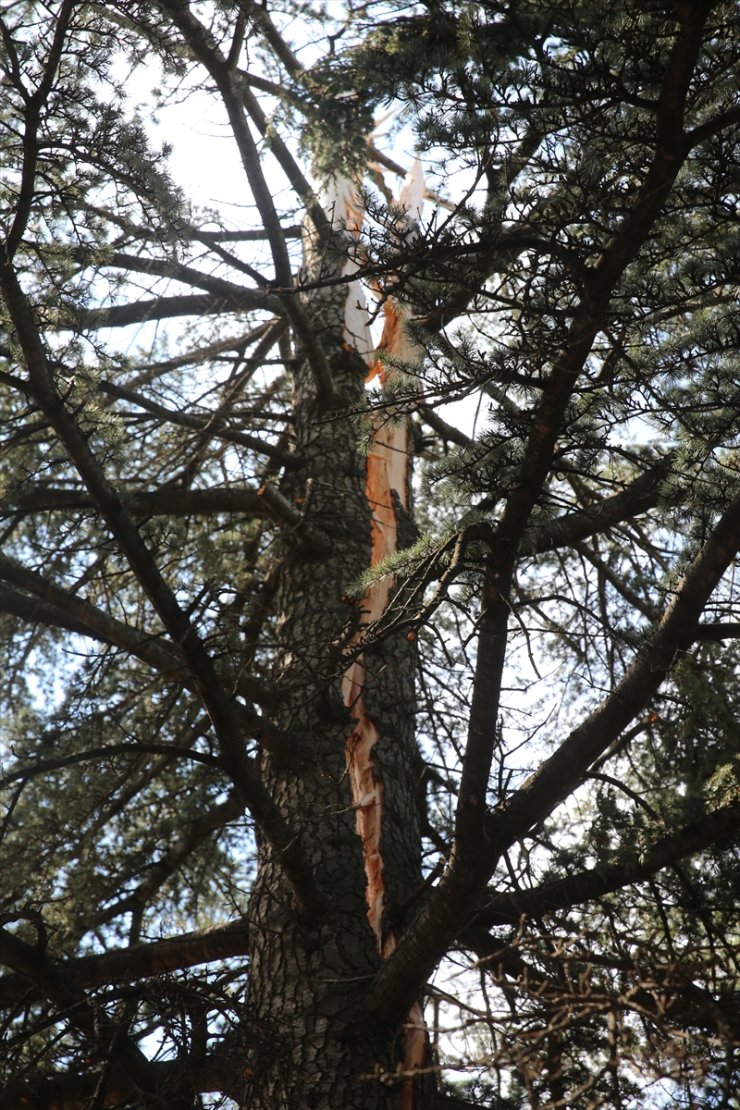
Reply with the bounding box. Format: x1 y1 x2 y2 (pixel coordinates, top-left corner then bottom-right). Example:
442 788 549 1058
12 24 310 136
244 198 426 1107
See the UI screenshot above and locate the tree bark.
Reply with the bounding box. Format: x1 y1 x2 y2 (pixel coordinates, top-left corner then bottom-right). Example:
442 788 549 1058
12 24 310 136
243 203 426 1107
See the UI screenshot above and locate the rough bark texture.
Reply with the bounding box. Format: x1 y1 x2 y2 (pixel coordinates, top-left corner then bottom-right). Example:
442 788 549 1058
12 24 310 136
243 199 426 1107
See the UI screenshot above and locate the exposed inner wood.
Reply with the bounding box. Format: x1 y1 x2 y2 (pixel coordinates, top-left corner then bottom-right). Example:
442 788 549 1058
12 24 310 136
333 164 428 1102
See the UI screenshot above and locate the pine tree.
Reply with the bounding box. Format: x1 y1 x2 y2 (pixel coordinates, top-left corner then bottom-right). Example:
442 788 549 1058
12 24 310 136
1 2 739 1107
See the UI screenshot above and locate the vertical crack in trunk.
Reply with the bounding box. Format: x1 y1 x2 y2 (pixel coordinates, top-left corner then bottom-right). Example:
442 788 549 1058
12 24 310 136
342 346 410 951
336 164 428 1106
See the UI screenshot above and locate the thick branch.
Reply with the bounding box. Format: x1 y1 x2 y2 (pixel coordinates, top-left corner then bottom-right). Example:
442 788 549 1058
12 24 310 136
81 201 301 245
4 483 295 522
233 4 330 238
74 289 280 329
0 580 101 640
472 802 740 927
694 621 740 641
0 920 249 1009
1 1053 236 1110
496 3 709 572
3 483 328 555
0 742 219 794
71 246 268 297
686 104 740 148
0 551 278 723
419 404 472 448
522 455 674 556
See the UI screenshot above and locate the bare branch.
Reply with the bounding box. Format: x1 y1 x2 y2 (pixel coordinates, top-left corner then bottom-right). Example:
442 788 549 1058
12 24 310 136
71 246 269 296
0 742 220 794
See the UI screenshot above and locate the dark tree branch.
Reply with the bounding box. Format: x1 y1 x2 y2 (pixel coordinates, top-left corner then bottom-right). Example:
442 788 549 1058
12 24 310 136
81 201 302 245
0 920 249 1009
0 1052 238 1110
0 580 103 641
687 104 740 148
0 551 279 722
74 289 280 329
71 246 269 297
3 483 300 525
0 742 220 794
4 323 296 465
694 621 740 641
497 2 708 565
472 802 740 927
232 4 331 238
419 404 472 448
0 923 192 1108
522 455 675 556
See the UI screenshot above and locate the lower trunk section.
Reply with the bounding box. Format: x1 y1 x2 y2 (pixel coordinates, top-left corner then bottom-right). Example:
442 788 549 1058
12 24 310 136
243 763 424 1109
242 461 428 1106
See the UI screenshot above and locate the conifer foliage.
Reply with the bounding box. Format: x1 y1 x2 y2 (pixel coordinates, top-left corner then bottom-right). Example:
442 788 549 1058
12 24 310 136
0 2 739 1107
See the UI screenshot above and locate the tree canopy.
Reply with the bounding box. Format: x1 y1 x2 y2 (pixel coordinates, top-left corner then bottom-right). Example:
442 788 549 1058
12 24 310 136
0 1 739 1107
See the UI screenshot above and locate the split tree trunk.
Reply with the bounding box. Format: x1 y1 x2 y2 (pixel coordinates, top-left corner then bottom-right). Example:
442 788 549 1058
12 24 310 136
243 180 427 1108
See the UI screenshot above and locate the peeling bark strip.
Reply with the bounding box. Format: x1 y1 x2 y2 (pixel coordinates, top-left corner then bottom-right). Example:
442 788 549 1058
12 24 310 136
331 165 428 1104
331 164 421 945
342 294 412 947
